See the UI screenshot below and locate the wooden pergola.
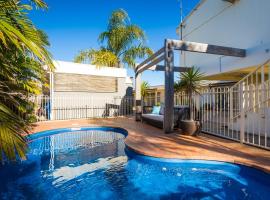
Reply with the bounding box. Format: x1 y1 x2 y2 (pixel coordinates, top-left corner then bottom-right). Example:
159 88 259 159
135 39 246 133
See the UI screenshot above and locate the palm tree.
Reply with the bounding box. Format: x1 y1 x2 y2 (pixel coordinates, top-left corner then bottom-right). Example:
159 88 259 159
0 0 53 163
141 81 149 112
75 9 153 68
0 0 53 67
174 67 204 120
141 81 149 99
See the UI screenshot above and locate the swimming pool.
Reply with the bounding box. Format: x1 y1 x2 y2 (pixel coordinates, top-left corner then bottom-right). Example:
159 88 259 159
0 127 269 200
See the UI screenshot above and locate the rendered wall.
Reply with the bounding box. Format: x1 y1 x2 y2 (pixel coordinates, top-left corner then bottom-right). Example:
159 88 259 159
179 0 270 75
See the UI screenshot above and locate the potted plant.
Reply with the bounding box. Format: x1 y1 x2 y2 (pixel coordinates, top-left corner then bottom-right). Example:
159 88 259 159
174 67 204 136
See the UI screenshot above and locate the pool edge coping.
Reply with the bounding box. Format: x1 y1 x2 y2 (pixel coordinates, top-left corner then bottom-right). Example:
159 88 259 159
29 125 270 174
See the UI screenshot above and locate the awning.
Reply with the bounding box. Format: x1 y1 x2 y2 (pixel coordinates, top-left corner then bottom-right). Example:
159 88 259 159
202 65 269 81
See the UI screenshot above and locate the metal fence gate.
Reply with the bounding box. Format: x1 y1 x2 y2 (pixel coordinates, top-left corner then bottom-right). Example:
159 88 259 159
197 85 270 150
199 87 241 141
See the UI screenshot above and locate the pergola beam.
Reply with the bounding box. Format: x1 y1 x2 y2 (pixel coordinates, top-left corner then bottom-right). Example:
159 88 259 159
136 55 165 74
135 38 246 134
168 39 246 57
136 47 165 71
149 65 190 72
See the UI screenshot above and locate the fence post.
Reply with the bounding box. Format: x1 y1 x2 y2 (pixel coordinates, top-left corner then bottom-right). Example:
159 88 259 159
229 88 234 134
49 72 54 120
240 82 245 143
261 65 265 106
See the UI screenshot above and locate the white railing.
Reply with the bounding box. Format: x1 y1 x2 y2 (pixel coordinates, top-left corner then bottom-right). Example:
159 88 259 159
230 59 270 119
175 84 270 150
199 87 241 141
31 95 134 121
174 92 189 106
229 60 270 149
194 60 270 149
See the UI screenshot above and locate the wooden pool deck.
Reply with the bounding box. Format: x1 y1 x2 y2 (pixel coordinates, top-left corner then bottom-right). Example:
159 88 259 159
32 117 270 173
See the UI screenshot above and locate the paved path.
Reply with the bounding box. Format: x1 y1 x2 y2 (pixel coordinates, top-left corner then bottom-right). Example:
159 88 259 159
32 117 270 173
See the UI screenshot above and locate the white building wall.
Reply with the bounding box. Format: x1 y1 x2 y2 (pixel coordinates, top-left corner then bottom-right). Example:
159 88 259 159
180 0 270 75
51 60 132 100
48 61 133 120
53 60 127 78
53 77 128 108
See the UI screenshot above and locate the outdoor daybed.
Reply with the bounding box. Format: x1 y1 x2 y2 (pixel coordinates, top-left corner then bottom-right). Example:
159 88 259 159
141 105 189 129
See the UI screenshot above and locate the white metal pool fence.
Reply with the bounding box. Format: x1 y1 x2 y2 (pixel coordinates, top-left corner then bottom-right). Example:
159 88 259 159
31 96 134 121
192 66 270 150
143 61 270 150
32 80 269 150
175 84 269 150
144 87 269 150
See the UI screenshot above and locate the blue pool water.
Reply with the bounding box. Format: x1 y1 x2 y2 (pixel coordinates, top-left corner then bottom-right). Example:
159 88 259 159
0 127 269 200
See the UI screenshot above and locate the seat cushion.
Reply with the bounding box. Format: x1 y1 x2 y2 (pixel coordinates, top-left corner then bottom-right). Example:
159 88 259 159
142 114 164 122
159 105 164 115
152 106 161 114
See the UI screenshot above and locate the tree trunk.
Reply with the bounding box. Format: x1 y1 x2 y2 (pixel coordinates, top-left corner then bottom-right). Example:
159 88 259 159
117 61 124 68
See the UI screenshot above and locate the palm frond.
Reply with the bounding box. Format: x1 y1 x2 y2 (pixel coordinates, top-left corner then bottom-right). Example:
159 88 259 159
0 0 52 163
175 67 204 94
174 67 204 120
74 49 118 67
30 0 48 9
95 9 152 68
108 9 129 30
141 81 149 97
123 45 153 68
0 0 53 69
0 103 28 163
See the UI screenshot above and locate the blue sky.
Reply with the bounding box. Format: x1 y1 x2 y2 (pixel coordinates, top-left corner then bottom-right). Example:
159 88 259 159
30 0 199 85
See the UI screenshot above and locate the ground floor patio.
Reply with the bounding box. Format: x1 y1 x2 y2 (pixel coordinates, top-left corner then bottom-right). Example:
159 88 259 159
32 117 270 173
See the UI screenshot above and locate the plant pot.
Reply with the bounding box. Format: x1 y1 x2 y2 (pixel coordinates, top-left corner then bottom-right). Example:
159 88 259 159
180 120 201 136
